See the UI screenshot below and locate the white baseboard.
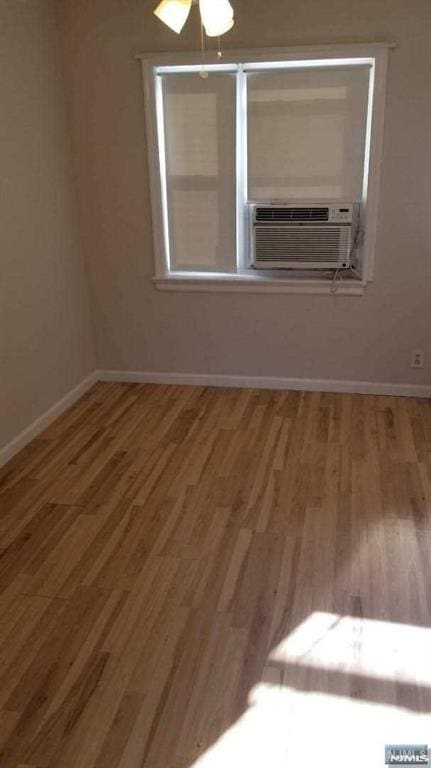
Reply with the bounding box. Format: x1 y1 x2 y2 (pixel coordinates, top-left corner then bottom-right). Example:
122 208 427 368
99 369 431 399
0 371 99 469
2 368 429 470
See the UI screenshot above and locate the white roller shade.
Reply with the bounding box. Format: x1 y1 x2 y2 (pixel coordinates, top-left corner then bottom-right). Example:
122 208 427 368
247 66 371 203
161 72 236 271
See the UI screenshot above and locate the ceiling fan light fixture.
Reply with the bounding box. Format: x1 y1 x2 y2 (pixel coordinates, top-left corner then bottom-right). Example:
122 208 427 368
153 0 192 33
199 0 234 37
203 16 234 37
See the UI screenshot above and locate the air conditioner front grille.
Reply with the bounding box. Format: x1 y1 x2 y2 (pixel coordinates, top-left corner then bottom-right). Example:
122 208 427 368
255 206 329 222
253 225 351 269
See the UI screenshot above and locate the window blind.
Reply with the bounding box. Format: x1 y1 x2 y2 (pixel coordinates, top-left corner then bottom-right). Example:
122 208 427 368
161 72 236 272
246 66 371 203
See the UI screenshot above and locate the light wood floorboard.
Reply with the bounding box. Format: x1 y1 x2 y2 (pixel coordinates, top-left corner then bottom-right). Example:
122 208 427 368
0 383 430 767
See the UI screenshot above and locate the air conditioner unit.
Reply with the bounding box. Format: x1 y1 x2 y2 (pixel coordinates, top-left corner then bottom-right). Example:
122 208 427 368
250 203 356 270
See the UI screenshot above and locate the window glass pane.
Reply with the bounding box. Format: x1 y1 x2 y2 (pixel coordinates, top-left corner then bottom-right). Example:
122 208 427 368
171 190 218 267
247 66 370 202
161 72 236 272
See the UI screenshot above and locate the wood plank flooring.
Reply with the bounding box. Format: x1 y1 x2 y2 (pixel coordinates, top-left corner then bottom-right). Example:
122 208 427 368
0 382 430 768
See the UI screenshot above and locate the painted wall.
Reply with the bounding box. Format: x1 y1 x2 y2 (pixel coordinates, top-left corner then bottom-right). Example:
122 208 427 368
58 0 431 384
0 0 95 451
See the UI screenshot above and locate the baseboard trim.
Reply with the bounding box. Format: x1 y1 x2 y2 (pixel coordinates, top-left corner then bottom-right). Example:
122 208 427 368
98 369 431 399
2 368 428 469
0 371 99 469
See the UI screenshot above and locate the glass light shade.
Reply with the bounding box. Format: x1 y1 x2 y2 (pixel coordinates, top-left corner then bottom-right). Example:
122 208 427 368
199 0 234 37
203 16 234 36
154 0 192 33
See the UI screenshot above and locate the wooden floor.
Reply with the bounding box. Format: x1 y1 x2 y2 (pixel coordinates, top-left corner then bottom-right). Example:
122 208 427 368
0 382 430 768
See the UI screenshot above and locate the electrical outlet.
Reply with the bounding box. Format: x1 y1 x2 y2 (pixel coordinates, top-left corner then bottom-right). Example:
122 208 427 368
411 349 425 369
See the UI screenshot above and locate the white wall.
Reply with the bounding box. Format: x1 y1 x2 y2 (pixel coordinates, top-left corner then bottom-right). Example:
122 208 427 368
60 0 430 385
0 0 96 452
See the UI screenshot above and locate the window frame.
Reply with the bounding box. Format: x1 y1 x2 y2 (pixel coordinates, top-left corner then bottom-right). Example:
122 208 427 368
139 43 391 295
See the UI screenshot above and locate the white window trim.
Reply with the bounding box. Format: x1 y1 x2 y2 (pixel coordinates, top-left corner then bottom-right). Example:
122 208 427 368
139 42 391 295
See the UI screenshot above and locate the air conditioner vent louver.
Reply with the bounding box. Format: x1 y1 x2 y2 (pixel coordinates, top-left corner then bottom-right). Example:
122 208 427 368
250 203 355 270
255 226 348 264
255 206 329 222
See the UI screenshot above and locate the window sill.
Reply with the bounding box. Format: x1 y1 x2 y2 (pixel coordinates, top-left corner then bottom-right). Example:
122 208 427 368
153 273 366 295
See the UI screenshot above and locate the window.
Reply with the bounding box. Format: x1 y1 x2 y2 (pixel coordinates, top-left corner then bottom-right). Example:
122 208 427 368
247 67 369 202
162 72 236 272
140 45 390 294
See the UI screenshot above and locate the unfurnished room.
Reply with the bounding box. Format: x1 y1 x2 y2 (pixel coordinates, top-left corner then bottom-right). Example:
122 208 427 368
0 1 430 766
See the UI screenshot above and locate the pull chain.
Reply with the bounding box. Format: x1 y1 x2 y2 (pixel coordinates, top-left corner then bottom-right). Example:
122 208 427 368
200 20 208 78
217 35 223 58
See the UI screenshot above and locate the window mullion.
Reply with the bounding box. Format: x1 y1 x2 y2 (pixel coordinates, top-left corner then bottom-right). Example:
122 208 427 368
235 64 248 273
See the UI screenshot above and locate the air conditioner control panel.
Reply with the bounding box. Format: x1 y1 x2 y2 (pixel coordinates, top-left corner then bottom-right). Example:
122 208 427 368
328 205 354 223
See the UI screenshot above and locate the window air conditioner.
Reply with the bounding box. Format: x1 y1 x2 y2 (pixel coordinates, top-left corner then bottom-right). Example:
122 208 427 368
250 203 357 270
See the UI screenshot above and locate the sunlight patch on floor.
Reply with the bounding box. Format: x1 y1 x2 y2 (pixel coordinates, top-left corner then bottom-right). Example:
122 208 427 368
269 611 431 686
190 613 431 768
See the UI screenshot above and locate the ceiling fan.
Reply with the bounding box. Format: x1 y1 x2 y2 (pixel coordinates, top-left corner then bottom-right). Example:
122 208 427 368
153 0 235 37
